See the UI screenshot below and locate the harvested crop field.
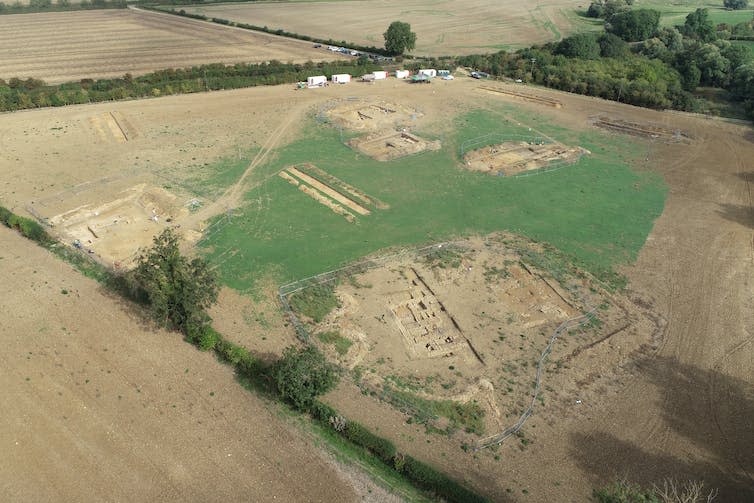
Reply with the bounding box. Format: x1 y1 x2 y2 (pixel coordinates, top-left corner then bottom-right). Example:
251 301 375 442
0 8 347 83
184 0 585 56
0 225 377 502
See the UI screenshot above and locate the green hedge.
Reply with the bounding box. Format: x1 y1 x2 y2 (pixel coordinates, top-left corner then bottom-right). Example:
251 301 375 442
401 455 488 503
343 421 397 464
0 59 380 112
0 206 52 244
309 400 339 422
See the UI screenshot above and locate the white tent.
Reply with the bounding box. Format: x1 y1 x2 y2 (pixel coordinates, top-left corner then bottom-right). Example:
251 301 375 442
331 74 351 84
373 71 388 80
307 75 327 87
395 70 410 79
418 69 437 78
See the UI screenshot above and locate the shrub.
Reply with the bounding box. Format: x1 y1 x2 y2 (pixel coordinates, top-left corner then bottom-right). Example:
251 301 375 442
343 421 397 463
308 400 338 422
557 33 601 59
724 0 748 10
274 346 339 409
401 455 487 503
0 205 14 226
0 209 51 244
608 9 661 42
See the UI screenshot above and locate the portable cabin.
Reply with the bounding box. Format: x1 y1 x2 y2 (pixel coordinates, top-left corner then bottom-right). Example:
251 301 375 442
418 69 437 78
307 75 327 88
395 69 410 79
373 71 388 80
331 74 351 84
437 69 450 77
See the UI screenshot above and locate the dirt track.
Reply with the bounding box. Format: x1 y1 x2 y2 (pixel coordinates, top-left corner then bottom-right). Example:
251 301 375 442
0 8 347 83
0 225 384 502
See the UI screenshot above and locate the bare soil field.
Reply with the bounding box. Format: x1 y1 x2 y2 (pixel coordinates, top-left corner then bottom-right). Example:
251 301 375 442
2 77 752 500
348 129 441 161
479 85 564 108
184 0 585 56
463 140 587 176
0 225 388 502
325 100 421 131
0 8 347 83
301 236 657 441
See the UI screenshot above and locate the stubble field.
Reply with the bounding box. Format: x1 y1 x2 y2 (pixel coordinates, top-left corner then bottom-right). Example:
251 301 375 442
184 0 586 55
0 8 347 83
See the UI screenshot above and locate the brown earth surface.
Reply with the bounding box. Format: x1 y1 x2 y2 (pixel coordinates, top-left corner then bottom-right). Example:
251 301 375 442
1 77 752 501
0 225 402 502
323 87 754 502
0 7 348 83
184 0 584 56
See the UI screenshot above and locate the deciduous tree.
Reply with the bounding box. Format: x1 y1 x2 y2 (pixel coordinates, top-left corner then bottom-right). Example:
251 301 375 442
384 21 417 55
133 228 218 333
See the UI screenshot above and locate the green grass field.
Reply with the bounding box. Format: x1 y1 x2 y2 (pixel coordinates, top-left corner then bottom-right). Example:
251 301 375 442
198 106 666 293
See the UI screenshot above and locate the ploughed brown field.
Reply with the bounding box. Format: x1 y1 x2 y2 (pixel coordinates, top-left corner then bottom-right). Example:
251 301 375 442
0 8 348 83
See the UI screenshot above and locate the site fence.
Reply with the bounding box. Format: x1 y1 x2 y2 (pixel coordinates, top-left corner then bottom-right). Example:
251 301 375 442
459 132 587 179
459 132 551 158
473 305 598 451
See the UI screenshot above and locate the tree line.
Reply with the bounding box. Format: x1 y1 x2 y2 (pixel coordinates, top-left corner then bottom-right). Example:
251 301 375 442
0 59 380 112
459 7 754 119
0 0 126 15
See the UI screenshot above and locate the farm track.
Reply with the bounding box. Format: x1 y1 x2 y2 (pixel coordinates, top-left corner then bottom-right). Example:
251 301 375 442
0 8 347 83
